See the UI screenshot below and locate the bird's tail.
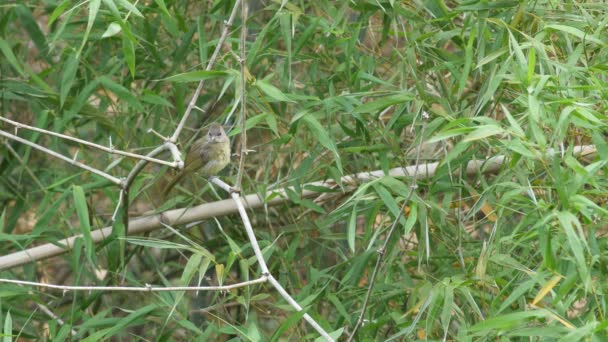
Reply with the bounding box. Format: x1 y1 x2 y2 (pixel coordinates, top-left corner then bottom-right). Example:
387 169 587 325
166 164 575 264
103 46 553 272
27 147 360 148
162 172 184 198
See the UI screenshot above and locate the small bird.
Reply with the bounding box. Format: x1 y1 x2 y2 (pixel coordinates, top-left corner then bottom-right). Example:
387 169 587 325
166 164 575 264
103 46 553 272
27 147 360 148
163 123 230 195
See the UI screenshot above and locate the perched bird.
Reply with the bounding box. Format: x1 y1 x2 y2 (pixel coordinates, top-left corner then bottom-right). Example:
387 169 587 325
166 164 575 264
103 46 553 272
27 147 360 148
163 123 230 195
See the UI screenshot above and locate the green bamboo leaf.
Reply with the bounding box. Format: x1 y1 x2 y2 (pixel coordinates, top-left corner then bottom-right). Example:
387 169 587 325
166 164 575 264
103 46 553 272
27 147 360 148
476 47 508 69
3 311 12 342
463 124 504 142
122 34 135 77
255 79 294 102
500 139 536 158
141 91 174 107
180 253 202 286
428 127 474 143
300 113 343 173
60 52 79 107
545 24 604 45
49 0 71 26
125 237 194 250
101 0 121 18
270 309 307 342
72 185 95 264
372 184 406 226
347 204 357 253
78 0 101 55
557 211 589 283
98 76 143 111
299 198 326 213
162 70 227 82
115 0 143 17
102 22 122 38
0 38 25 76
81 305 158 342
229 113 270 135
440 285 454 336
469 310 548 332
15 5 49 61
354 93 414 113
497 279 536 314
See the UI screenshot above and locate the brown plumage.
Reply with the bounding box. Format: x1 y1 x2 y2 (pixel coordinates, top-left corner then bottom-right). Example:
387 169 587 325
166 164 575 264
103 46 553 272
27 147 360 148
163 123 230 195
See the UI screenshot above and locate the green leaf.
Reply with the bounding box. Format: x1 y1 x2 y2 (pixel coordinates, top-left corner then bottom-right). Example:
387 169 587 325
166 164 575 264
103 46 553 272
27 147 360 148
469 310 548 332
255 79 294 102
373 184 406 226
102 22 122 38
557 211 589 283
141 91 174 107
354 93 414 113
60 52 79 107
180 253 202 286
270 309 307 342
162 70 227 83
49 0 71 26
545 24 604 45
348 204 357 253
81 305 158 342
115 0 143 17
124 237 196 250
15 5 49 61
99 76 143 111
229 113 271 136
79 0 101 55
3 311 12 342
122 33 135 77
463 124 504 142
72 185 95 265
300 113 343 173
0 38 25 76
428 126 474 143
299 198 326 213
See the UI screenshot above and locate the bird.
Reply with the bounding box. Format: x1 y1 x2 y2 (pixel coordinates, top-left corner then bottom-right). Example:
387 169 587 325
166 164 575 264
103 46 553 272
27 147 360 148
163 123 230 195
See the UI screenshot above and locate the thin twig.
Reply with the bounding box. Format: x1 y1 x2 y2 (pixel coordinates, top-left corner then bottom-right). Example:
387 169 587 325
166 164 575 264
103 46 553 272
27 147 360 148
4 141 45 190
35 303 77 336
268 274 335 342
0 276 268 292
217 175 333 340
124 145 170 186
0 116 177 167
118 144 171 237
235 0 248 189
346 120 428 341
169 0 242 143
0 129 123 186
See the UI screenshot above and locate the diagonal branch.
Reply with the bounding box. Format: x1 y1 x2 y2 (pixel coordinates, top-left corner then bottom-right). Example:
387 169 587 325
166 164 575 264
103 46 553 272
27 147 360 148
347 121 428 341
169 0 242 143
0 116 178 167
0 129 123 186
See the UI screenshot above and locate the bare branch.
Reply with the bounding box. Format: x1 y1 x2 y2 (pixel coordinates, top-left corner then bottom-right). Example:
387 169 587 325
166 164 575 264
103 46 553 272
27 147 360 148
235 0 248 189
170 0 242 142
0 116 178 167
347 120 428 341
0 129 123 186
0 276 268 292
268 274 335 341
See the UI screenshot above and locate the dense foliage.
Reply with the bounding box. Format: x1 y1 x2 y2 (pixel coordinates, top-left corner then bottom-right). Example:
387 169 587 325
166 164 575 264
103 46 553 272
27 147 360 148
1 0 608 340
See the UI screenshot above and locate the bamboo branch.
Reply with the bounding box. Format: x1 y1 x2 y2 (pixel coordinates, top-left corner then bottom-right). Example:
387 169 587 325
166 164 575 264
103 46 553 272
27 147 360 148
0 144 595 271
